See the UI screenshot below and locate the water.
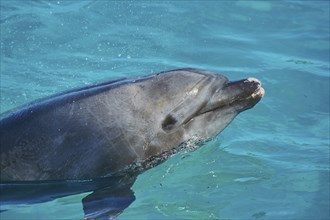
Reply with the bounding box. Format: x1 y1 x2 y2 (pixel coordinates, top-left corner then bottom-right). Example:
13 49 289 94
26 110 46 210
0 0 329 219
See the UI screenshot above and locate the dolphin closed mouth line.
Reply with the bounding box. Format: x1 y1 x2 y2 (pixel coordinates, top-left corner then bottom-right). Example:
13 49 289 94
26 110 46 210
196 78 265 117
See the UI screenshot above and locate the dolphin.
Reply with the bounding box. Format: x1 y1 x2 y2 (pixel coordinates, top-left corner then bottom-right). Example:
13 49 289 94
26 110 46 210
0 68 264 218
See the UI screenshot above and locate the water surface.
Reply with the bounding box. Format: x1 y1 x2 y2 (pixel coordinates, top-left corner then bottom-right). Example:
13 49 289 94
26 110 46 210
0 1 329 219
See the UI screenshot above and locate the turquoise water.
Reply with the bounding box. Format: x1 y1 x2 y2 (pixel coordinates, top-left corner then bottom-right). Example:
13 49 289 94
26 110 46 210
0 0 329 219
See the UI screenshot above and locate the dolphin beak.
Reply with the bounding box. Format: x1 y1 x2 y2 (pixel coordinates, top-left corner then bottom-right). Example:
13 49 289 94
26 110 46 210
199 77 265 114
245 78 265 100
226 77 265 103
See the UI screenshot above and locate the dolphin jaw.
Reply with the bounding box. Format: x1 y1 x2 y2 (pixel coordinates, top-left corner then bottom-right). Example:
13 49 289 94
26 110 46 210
193 77 265 117
251 84 265 99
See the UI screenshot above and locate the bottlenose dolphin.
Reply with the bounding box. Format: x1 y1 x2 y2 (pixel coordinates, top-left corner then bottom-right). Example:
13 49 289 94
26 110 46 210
0 68 264 218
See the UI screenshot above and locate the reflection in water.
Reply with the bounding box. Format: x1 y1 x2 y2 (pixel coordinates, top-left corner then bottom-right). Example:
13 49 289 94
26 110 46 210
1 175 137 219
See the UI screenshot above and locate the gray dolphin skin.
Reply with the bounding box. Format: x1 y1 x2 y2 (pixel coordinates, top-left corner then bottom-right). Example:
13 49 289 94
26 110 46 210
0 68 264 218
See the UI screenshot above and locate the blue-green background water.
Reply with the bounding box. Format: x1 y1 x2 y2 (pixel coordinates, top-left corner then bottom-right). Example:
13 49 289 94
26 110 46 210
0 0 329 219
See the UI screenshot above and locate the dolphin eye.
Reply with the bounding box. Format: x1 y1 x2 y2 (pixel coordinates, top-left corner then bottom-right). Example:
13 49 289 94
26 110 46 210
162 115 177 131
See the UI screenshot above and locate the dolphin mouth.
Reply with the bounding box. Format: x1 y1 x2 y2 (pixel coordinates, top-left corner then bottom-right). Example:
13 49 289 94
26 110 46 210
197 77 265 116
162 76 265 133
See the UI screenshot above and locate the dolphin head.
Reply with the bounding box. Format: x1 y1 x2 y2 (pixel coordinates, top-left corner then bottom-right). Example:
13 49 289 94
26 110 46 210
147 69 264 155
182 75 265 139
